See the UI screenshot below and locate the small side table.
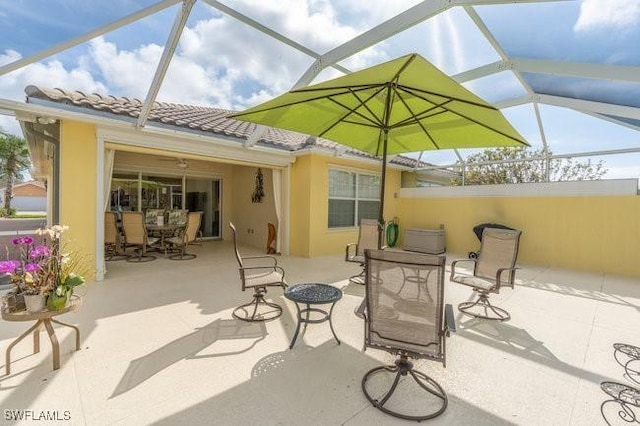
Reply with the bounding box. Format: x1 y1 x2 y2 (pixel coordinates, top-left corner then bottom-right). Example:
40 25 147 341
284 283 342 349
2 295 82 375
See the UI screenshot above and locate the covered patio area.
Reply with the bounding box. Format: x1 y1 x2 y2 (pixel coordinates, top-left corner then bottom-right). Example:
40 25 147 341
0 240 636 425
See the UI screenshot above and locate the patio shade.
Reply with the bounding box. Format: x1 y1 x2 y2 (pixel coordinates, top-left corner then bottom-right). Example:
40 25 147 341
231 53 529 247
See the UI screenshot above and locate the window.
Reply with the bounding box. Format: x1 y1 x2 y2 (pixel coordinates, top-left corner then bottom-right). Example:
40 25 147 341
328 169 380 228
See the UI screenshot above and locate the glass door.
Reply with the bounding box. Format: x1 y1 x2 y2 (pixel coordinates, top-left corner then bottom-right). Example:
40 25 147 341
186 178 221 238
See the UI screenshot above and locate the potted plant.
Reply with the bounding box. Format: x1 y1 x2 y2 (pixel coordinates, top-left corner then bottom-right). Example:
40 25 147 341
0 226 86 313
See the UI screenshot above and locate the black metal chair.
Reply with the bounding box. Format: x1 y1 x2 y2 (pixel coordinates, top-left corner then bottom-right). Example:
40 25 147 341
361 249 455 421
450 228 522 321
229 222 287 322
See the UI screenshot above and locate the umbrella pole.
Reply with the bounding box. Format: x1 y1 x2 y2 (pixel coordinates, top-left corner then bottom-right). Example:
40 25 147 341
378 130 388 250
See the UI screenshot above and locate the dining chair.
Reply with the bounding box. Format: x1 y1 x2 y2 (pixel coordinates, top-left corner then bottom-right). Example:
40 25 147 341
166 211 202 260
104 211 128 261
121 211 159 262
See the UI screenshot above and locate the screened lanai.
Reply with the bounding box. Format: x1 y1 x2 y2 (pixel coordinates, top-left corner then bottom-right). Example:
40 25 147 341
0 0 639 178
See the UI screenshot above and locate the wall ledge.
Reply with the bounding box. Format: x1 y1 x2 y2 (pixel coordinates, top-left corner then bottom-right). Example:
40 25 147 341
399 179 639 198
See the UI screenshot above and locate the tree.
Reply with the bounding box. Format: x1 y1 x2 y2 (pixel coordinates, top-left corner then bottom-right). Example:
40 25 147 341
0 130 31 216
452 147 606 185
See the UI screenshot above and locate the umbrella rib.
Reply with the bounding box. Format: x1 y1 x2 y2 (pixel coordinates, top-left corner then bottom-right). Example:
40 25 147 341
398 84 498 111
392 88 442 149
318 86 389 137
399 86 528 145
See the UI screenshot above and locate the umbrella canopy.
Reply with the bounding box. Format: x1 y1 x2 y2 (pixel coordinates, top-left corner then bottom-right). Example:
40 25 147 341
231 53 528 247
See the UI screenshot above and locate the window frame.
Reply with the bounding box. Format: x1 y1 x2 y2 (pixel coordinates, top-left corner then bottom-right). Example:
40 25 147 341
327 167 381 229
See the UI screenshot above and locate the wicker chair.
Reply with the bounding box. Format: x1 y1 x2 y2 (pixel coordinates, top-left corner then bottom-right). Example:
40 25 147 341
345 218 379 284
104 211 128 261
362 249 455 421
166 211 202 260
121 211 159 262
450 227 522 321
230 222 287 322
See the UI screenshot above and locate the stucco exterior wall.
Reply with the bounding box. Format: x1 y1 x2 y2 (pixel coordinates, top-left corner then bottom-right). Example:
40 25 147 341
289 152 401 258
398 194 640 277
59 120 98 280
230 166 278 250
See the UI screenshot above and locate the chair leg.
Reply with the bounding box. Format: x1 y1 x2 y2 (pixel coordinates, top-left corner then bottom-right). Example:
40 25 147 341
458 291 510 321
362 355 448 421
233 288 282 322
125 245 156 263
349 265 365 285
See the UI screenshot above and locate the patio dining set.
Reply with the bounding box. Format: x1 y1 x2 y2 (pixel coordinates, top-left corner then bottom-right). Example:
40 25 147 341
228 219 524 421
104 209 203 262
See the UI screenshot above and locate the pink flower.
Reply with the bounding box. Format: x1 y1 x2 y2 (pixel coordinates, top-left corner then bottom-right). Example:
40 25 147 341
29 245 50 257
12 236 33 245
0 260 20 273
24 263 39 272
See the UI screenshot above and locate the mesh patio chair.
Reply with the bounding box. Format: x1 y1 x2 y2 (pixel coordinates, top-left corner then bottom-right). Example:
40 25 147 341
362 249 455 421
104 211 128 261
166 211 202 260
121 211 159 262
345 218 379 284
450 227 522 321
230 222 287 322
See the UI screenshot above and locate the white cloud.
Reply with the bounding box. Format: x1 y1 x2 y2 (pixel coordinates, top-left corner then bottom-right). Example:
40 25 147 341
574 0 640 32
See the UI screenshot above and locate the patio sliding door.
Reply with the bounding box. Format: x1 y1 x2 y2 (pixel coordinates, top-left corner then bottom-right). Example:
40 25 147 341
186 178 221 239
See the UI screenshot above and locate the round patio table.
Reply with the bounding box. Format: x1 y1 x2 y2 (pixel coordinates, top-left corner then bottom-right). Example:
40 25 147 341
284 283 342 349
2 295 82 375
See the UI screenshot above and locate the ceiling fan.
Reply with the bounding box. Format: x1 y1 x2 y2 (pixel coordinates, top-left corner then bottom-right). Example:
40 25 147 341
157 157 189 169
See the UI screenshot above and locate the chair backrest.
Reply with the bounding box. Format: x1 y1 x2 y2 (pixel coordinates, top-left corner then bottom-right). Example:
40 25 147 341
104 211 119 245
167 209 188 226
364 249 446 361
184 211 202 243
357 218 379 255
122 211 146 245
475 228 522 281
145 209 165 225
229 222 243 267
267 222 277 254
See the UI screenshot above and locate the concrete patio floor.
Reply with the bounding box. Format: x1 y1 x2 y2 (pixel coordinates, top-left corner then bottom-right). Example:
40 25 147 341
1 240 638 425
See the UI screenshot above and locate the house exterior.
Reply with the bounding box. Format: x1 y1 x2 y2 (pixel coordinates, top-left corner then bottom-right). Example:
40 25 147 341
0 181 47 211
5 85 640 280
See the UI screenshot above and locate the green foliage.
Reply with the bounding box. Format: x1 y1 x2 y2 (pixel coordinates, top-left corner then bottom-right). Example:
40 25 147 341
0 207 16 217
0 130 31 213
451 147 606 185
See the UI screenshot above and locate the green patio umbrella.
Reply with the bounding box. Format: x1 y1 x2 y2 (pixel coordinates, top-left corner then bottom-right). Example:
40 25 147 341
231 53 528 248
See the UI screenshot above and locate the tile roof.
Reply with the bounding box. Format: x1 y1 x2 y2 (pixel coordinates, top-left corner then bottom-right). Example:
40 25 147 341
24 85 429 167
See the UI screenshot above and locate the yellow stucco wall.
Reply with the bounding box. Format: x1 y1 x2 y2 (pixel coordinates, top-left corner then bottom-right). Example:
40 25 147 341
289 153 401 258
398 195 640 277
59 120 97 280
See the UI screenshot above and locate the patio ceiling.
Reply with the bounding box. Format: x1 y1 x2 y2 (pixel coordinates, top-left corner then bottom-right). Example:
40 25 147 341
1 0 639 169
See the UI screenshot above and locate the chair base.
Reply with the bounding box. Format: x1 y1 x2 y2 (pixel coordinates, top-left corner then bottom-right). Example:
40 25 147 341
106 252 129 261
233 289 283 322
125 249 156 263
349 266 365 285
362 356 447 421
168 252 197 261
458 293 510 321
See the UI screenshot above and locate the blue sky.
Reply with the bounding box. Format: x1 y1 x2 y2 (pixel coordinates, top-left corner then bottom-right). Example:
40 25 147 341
0 0 639 178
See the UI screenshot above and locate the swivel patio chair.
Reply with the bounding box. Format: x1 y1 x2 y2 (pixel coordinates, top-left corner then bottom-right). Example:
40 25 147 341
104 211 128 261
230 222 287 322
267 222 277 254
450 227 522 321
121 211 159 262
345 218 379 284
361 249 455 421
166 211 202 260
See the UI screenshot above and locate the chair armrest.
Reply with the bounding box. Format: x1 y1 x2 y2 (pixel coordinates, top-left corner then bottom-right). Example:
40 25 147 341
345 243 357 261
444 304 456 336
242 255 278 266
355 298 367 320
495 266 519 290
450 258 477 281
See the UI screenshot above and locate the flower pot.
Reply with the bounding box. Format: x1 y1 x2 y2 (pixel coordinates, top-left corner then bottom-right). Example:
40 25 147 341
46 291 69 311
24 294 46 313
